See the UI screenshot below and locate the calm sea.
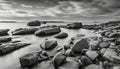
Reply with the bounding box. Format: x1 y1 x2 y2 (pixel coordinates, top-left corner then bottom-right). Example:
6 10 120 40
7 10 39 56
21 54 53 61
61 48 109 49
0 22 99 69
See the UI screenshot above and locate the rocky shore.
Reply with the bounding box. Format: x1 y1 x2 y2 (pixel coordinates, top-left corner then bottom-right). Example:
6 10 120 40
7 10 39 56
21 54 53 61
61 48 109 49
0 20 120 69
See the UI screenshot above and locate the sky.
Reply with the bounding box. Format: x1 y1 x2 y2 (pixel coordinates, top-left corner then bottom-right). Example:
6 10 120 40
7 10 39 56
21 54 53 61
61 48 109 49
0 0 120 22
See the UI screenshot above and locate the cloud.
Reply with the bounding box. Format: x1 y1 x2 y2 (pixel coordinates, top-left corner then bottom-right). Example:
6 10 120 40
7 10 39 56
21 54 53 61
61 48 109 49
0 0 120 21
21 4 33 8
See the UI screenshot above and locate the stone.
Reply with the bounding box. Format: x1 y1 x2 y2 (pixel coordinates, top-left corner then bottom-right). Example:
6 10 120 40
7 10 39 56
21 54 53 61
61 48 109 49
86 50 99 60
55 32 68 38
27 20 41 26
0 43 31 55
52 52 67 68
85 64 103 69
72 39 89 54
81 56 93 67
12 28 39 35
108 32 120 38
103 48 119 61
59 60 80 69
0 37 11 43
40 40 58 50
66 22 82 29
0 29 9 36
100 48 107 55
99 42 110 48
35 27 61 36
37 61 55 69
19 52 39 67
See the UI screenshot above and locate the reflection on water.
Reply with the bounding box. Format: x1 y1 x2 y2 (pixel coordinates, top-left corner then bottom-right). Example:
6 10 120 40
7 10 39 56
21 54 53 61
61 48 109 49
0 23 96 69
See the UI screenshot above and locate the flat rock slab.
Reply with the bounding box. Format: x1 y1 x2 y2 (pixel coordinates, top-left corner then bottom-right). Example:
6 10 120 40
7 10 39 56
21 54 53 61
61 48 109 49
12 28 39 35
35 27 61 36
0 37 11 43
59 60 80 69
27 20 41 26
0 43 31 55
55 32 68 39
0 29 9 36
85 64 103 69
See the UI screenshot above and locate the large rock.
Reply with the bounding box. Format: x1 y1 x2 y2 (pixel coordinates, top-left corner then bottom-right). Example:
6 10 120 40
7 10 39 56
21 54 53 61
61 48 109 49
35 27 61 36
40 40 58 50
72 39 89 54
66 22 82 29
52 52 67 68
54 32 68 38
20 52 39 67
12 28 39 35
85 64 103 69
0 43 31 55
0 37 11 43
0 29 9 36
27 20 41 26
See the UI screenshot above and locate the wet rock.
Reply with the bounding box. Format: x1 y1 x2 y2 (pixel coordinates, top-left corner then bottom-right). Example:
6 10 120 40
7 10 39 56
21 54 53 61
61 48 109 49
100 48 107 55
37 61 55 69
52 52 67 68
99 42 110 48
0 43 31 55
20 52 39 67
72 39 89 54
108 32 120 38
66 22 82 29
38 51 49 61
0 29 9 36
59 59 80 69
12 28 39 35
0 37 11 43
103 48 118 61
40 40 58 50
86 50 99 60
81 56 93 67
85 64 103 69
35 27 61 36
27 20 41 26
55 32 68 39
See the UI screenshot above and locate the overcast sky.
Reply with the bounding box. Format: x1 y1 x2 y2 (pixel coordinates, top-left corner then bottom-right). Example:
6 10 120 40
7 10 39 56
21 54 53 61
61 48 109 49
0 0 120 21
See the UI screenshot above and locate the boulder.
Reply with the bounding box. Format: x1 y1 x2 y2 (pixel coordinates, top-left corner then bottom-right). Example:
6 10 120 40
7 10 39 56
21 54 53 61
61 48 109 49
85 64 103 69
0 37 11 43
35 27 61 36
40 40 58 50
66 22 82 29
0 29 9 36
19 52 39 67
27 20 41 26
52 52 67 68
12 28 39 35
72 39 89 54
54 32 68 38
0 43 31 55
99 42 110 48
